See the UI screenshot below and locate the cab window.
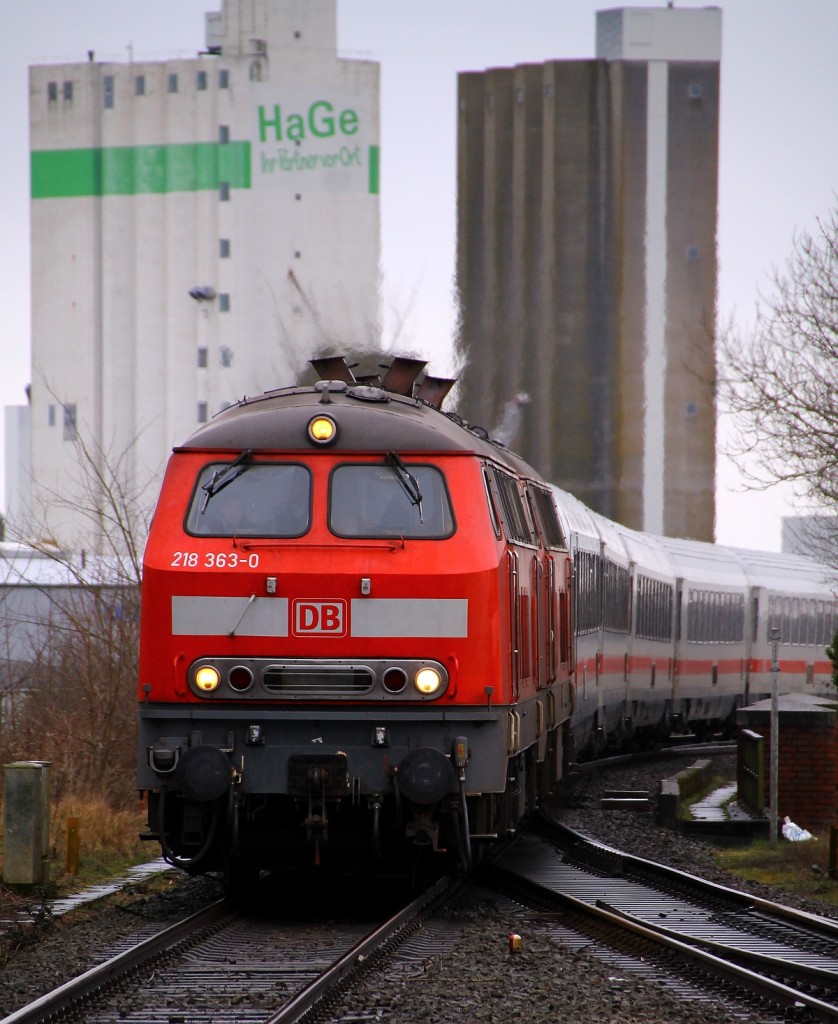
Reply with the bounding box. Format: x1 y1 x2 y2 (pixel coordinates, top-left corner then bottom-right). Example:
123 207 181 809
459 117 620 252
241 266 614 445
185 462 311 537
329 464 454 539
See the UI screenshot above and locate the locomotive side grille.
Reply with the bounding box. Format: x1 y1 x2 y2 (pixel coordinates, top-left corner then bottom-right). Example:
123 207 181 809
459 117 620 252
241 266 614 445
262 666 374 696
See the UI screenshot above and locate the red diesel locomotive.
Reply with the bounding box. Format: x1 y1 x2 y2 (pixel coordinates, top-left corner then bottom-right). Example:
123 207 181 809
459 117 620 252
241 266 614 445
138 357 573 878
138 355 836 880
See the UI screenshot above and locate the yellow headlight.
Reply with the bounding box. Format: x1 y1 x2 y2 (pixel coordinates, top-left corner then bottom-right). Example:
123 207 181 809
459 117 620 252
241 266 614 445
307 415 337 445
195 666 221 692
414 667 442 695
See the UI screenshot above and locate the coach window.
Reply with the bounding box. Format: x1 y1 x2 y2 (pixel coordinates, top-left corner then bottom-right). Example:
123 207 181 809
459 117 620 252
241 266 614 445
573 550 602 634
636 575 673 642
185 462 311 537
603 560 630 633
329 464 454 539
826 601 837 644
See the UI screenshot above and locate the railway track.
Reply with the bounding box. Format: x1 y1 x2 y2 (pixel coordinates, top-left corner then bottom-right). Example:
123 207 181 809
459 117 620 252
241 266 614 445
0 877 457 1024
2 744 827 1023
482 812 838 1021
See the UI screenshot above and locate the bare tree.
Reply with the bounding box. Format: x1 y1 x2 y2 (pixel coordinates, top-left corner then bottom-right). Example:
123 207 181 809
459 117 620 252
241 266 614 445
24 419 152 579
718 206 838 563
0 430 151 804
7 575 140 803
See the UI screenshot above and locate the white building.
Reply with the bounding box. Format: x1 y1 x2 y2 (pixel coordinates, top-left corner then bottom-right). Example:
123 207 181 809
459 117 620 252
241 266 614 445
21 0 380 550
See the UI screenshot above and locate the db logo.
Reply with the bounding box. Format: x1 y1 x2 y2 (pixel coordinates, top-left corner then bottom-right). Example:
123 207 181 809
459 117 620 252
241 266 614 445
292 599 347 636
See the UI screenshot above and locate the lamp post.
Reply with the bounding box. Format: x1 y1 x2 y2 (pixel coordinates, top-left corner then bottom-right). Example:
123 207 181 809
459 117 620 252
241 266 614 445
770 627 780 849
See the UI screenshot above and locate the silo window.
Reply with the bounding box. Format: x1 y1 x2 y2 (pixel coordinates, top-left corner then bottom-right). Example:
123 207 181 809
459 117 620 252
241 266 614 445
168 73 178 94
197 70 208 91
103 76 114 109
63 404 77 442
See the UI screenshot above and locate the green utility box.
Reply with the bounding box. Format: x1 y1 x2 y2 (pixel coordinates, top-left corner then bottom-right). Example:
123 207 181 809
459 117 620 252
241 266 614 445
3 760 51 885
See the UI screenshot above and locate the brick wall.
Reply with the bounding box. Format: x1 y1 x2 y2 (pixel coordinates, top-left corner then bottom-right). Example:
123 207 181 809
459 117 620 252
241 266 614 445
737 694 838 834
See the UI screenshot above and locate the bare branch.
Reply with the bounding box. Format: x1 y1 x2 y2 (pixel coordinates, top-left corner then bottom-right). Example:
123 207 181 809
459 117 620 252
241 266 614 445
718 206 838 532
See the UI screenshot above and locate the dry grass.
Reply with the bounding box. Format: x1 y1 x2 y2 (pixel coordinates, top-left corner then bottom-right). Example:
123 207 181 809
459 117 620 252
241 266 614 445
714 836 838 906
1 794 152 895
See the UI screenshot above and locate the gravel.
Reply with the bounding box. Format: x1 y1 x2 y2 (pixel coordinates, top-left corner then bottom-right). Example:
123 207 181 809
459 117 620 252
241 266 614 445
0 872 224 1017
1 750 831 1022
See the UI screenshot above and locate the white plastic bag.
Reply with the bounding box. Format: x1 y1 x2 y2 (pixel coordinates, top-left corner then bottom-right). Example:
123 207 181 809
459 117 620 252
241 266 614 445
781 816 814 842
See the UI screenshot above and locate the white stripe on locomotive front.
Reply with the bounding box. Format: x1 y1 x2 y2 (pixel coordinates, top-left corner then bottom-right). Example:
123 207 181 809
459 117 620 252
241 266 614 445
171 595 468 638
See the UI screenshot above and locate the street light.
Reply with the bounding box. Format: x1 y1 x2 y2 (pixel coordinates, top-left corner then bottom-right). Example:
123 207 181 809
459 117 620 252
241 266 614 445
770 626 780 849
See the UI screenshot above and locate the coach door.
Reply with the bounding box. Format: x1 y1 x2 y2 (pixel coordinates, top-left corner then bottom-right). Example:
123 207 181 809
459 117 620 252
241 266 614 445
532 555 550 688
672 578 684 712
507 550 522 700
525 483 570 688
487 465 537 701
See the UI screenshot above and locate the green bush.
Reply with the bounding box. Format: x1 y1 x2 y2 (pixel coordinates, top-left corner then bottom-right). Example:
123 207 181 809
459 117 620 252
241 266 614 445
826 630 838 689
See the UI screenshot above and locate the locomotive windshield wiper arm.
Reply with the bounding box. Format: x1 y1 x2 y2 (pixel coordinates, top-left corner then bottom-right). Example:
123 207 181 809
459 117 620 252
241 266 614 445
385 451 424 523
201 449 253 513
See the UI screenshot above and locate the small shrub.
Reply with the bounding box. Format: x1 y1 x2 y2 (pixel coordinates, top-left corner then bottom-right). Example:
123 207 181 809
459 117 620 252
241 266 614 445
826 630 838 690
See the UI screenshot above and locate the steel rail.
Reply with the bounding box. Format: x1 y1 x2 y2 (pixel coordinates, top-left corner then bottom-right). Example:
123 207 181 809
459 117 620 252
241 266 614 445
598 898 838 985
487 863 838 1022
0 899 230 1024
264 874 455 1024
566 740 736 776
535 810 838 941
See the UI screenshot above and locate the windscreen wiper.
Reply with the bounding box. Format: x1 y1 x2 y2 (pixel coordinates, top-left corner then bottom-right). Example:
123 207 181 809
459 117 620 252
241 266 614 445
385 451 424 524
201 449 253 513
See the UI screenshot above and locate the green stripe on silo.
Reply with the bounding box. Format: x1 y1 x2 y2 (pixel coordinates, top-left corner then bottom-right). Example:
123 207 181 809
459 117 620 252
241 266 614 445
368 145 380 194
31 141 252 198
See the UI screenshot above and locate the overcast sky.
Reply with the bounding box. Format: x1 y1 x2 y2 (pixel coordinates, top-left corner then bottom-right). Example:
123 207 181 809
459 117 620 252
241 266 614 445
1 1 836 551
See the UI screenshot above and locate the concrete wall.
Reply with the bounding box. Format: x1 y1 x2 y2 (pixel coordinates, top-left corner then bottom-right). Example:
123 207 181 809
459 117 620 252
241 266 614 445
455 7 718 541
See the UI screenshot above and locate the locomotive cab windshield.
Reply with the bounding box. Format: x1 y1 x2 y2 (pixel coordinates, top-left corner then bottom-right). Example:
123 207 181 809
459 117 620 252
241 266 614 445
185 462 311 537
329 462 454 538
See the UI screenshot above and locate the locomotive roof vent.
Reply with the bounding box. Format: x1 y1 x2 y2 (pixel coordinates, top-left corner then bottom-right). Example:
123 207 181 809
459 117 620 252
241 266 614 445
309 354 456 411
347 385 390 404
380 356 427 395
309 356 356 384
